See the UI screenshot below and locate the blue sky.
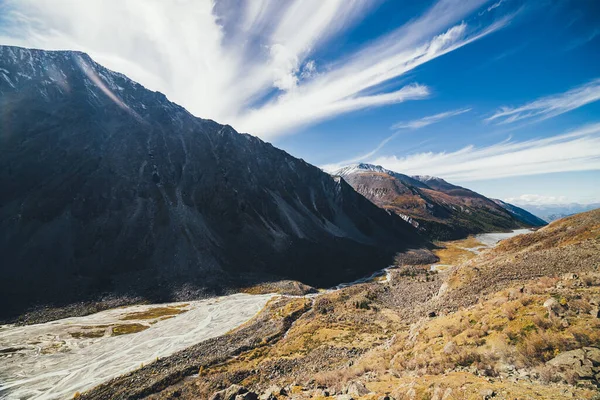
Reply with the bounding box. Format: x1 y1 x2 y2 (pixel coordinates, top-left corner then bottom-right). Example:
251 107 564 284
1 0 599 205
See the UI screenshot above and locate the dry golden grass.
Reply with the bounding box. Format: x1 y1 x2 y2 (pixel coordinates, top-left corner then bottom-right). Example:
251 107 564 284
184 291 402 395
69 330 105 339
432 235 483 266
314 273 600 400
111 323 149 336
495 209 600 254
162 213 600 399
80 324 110 330
40 342 65 355
363 371 598 400
120 306 187 321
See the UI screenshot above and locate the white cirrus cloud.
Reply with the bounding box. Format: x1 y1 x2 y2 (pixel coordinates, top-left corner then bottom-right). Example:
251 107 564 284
0 0 513 139
331 107 471 167
324 123 600 181
391 107 472 129
486 78 600 125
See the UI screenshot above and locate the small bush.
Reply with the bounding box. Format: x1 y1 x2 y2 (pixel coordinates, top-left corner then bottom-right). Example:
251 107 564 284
454 349 481 367
516 331 570 366
506 330 520 345
570 298 592 314
315 298 334 315
520 322 537 335
582 275 597 286
354 300 370 310
502 302 519 321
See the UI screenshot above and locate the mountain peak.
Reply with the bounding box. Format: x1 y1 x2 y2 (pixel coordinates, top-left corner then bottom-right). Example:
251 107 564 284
411 174 445 183
332 163 388 176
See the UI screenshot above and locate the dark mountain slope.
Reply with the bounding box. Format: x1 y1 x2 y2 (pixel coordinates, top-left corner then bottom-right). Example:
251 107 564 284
0 46 425 318
492 199 548 226
333 164 542 240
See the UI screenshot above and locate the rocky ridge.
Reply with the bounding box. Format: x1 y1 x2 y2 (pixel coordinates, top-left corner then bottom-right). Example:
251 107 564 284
333 163 546 240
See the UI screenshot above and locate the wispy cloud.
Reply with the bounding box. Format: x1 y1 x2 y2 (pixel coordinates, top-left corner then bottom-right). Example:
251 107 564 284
504 194 600 206
391 107 471 129
566 28 600 51
479 0 506 15
0 0 513 139
327 123 600 181
486 78 600 125
330 107 471 167
504 194 570 205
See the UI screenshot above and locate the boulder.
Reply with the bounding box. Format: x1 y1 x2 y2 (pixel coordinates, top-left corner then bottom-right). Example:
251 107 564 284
546 347 600 382
344 381 370 397
260 385 284 400
543 298 561 316
210 385 249 400
443 341 457 354
236 393 259 400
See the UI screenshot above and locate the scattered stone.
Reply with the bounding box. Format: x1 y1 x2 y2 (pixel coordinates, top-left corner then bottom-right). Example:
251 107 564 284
480 388 496 399
543 298 563 316
443 341 456 354
261 385 286 399
441 388 453 400
210 384 249 400
431 386 443 400
235 393 259 400
344 381 370 397
312 388 330 398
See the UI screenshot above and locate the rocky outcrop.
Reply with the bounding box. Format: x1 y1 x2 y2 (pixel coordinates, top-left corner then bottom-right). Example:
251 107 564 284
210 385 255 400
546 347 600 385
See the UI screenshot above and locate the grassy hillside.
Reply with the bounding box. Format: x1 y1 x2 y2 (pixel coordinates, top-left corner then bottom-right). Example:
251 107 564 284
81 210 600 399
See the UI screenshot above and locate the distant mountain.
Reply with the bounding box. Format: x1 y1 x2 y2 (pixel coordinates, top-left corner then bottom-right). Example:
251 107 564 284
492 199 548 227
0 46 426 318
333 163 545 240
512 203 600 222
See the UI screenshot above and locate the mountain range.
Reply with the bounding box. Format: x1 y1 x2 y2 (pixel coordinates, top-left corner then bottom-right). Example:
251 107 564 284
333 163 546 240
0 46 544 319
0 45 426 319
512 202 600 223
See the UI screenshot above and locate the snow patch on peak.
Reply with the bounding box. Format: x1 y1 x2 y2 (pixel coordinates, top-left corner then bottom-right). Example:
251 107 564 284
331 163 432 189
412 175 444 182
332 163 391 177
